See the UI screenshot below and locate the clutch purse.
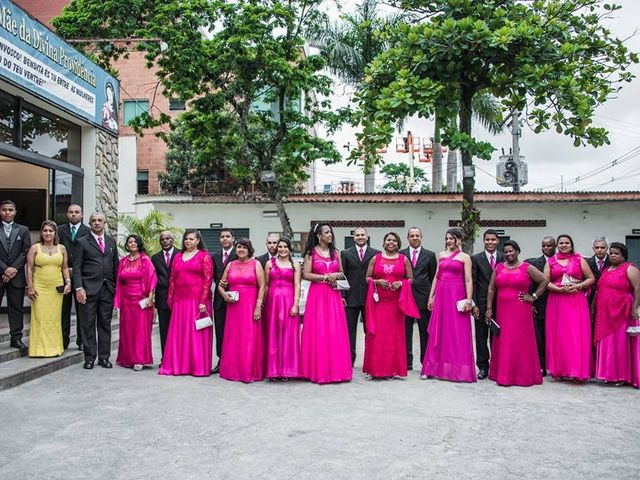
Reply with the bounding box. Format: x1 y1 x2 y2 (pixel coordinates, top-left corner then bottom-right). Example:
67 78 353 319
227 290 239 301
139 298 151 309
195 315 213 331
456 299 475 312
334 279 351 291
561 273 579 286
488 319 501 336
627 326 640 336
55 285 65 293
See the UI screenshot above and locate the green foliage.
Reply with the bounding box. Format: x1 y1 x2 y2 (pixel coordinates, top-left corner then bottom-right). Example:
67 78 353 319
353 0 637 249
380 162 430 192
118 209 183 256
54 0 347 235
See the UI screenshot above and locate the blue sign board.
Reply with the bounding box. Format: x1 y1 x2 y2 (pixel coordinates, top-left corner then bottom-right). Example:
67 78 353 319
0 0 119 135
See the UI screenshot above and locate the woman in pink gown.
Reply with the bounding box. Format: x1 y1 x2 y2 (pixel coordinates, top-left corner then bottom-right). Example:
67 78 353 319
264 237 302 380
114 235 157 370
159 229 213 377
219 238 266 383
300 223 352 384
363 232 419 379
544 234 595 382
485 240 548 386
594 242 640 388
421 228 476 383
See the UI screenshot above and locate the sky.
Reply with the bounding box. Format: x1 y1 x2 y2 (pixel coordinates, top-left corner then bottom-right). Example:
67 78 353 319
313 0 640 193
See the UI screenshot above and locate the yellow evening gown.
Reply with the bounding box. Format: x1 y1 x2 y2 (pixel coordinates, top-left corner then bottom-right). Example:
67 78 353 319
28 244 64 357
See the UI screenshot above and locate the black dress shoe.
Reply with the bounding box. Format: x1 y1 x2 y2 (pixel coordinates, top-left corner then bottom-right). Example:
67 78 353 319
541 368 548 377
83 361 94 370
407 365 413 371
98 359 113 369
477 369 489 380
10 339 28 353
211 363 220 374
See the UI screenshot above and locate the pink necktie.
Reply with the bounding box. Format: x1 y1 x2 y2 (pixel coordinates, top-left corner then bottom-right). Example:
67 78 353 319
223 251 229 265
411 250 418 268
165 251 171 267
97 236 104 254
597 259 604 271
490 255 495 270
359 248 365 262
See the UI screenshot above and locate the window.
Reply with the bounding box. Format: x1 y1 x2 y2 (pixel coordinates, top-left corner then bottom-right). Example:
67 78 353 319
169 98 186 111
137 170 149 194
123 100 149 125
21 107 72 161
0 95 15 146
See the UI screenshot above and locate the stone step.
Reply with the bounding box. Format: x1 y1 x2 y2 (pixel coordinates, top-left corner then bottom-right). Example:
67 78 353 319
0 320 120 365
0 326 159 392
0 313 38 343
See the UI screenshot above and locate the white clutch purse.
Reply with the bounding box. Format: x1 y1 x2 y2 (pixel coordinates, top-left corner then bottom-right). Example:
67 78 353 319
195 315 213 330
227 290 239 301
561 273 579 286
333 279 351 291
456 299 475 312
627 326 640 336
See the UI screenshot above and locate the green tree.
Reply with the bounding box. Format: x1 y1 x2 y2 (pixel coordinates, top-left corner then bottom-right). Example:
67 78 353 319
54 0 344 237
353 0 637 251
380 162 429 192
118 209 183 256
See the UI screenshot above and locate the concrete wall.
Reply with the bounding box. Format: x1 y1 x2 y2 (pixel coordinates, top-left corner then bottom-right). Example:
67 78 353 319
118 136 137 215
135 197 640 258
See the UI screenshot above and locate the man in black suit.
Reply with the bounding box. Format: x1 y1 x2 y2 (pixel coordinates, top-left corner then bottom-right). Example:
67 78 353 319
58 204 90 350
400 227 436 370
525 235 556 376
0 200 31 352
341 227 379 366
471 229 502 379
151 231 178 357
257 233 279 269
586 235 611 303
73 212 118 369
211 228 235 373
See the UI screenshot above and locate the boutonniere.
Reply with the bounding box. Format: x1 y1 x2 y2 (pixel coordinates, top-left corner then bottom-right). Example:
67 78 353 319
16 235 21 240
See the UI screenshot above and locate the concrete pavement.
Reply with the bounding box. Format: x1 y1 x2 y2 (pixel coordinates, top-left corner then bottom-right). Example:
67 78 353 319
0 335 638 480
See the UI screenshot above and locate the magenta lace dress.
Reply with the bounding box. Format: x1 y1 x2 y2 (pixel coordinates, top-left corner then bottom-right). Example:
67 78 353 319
159 250 213 377
300 249 352 384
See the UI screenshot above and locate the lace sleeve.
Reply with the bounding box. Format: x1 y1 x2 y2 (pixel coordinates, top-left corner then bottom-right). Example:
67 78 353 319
200 252 214 305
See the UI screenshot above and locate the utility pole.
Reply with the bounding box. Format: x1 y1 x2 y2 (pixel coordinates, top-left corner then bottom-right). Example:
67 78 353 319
407 130 415 192
511 110 521 193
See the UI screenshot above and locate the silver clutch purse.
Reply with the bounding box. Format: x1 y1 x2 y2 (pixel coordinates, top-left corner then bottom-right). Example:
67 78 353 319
626 326 640 336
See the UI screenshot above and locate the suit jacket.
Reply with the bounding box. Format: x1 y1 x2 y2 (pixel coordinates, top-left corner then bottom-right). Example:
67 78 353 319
341 246 380 307
586 254 610 303
0 222 31 288
151 248 178 310
257 252 274 269
525 255 550 308
400 246 437 310
472 251 503 310
57 222 90 271
72 234 118 296
212 249 236 310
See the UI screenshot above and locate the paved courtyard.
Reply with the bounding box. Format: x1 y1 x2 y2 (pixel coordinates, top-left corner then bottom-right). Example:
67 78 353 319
1 334 638 480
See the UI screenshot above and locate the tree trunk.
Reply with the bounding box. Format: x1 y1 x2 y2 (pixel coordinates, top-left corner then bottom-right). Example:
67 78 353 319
432 116 443 192
273 190 294 238
459 90 478 254
446 149 457 192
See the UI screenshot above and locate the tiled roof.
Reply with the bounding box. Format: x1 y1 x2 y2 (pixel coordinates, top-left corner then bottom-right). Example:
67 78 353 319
137 191 640 204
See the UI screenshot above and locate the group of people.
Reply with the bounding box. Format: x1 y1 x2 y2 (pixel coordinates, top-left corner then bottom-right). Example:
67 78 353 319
2 198 639 388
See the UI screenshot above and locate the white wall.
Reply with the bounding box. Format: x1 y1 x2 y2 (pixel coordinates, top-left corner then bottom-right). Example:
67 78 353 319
135 197 640 258
80 127 97 217
117 135 137 215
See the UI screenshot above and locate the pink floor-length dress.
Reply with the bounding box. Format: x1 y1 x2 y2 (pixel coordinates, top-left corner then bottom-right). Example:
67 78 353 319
264 261 301 379
545 254 593 381
363 255 414 378
489 263 542 387
114 254 157 367
421 251 476 382
158 250 213 377
220 259 264 383
594 262 640 388
300 250 352 384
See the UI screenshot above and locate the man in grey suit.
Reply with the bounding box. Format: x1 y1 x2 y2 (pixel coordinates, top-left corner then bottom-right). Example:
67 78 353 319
257 233 279 269
58 204 90 350
400 227 436 370
0 200 31 352
73 212 118 370
341 227 379 365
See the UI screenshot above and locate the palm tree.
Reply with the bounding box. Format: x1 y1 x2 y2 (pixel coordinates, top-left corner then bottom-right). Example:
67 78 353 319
118 209 183 256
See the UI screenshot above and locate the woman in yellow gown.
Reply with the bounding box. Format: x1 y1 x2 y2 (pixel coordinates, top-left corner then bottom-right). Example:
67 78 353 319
26 221 71 357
